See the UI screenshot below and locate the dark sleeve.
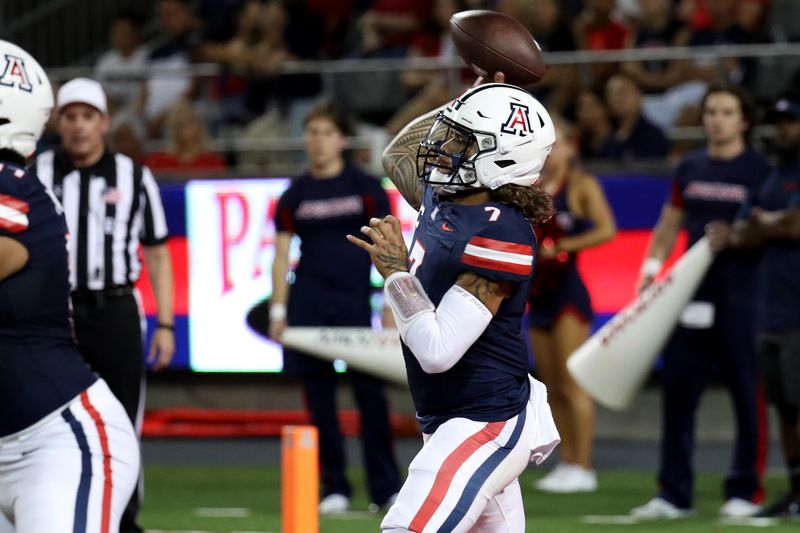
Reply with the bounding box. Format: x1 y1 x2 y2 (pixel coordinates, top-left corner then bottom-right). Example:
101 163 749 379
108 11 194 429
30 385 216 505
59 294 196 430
363 175 391 219
669 160 686 208
139 166 170 246
274 186 296 234
593 135 619 161
633 120 670 159
644 126 670 158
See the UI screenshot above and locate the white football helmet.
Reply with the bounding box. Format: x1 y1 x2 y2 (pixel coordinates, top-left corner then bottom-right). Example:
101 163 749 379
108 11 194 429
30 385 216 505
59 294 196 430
417 83 555 192
0 40 53 158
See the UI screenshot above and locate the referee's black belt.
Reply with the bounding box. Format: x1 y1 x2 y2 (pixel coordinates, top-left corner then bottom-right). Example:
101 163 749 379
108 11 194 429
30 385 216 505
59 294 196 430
71 285 134 306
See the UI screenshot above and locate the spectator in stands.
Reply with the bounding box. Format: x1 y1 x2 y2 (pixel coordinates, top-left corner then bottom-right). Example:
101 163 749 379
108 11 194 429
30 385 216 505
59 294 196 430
529 116 616 494
383 0 465 136
737 0 771 36
140 0 201 138
198 0 265 126
572 0 631 90
145 100 226 173
207 0 323 136
622 0 691 94
276 0 325 134
95 12 149 112
336 0 432 126
621 0 706 131
357 0 432 57
575 89 613 160
679 0 770 36
643 0 762 135
596 74 670 161
269 102 400 514
110 118 146 165
510 0 579 113
306 0 358 59
195 0 249 43
632 83 769 520
684 0 759 87
721 92 800 520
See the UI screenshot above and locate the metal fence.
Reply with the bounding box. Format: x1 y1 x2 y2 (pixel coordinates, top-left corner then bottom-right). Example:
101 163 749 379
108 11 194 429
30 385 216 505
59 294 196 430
33 41 800 177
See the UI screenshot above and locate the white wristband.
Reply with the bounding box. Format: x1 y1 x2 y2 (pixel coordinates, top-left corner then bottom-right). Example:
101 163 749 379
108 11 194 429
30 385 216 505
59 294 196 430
640 258 663 278
270 303 287 321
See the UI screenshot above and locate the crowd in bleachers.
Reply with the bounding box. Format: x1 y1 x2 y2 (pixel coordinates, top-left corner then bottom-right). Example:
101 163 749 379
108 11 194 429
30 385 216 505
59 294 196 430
67 0 800 175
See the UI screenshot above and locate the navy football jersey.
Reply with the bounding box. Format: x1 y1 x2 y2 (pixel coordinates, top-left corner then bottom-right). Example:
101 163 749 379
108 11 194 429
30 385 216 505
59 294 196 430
0 162 96 437
750 161 800 332
670 148 768 295
405 184 536 434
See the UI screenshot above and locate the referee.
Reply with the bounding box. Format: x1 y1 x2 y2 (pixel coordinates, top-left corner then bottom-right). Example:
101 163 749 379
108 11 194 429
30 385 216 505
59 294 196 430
32 78 175 533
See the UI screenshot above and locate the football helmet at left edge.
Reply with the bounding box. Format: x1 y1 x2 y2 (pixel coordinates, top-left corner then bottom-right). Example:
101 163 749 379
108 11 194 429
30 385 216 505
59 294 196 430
0 40 54 159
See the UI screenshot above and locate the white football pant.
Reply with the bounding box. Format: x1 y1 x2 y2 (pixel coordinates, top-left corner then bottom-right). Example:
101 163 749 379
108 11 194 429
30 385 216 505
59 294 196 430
0 379 140 533
382 377 560 532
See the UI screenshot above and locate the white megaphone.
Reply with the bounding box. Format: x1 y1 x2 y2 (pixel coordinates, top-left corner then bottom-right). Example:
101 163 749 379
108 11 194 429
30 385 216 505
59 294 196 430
281 327 408 386
567 237 714 410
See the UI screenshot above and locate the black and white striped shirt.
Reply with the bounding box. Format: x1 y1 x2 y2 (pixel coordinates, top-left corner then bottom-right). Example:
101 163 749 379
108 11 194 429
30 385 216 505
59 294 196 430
32 148 169 291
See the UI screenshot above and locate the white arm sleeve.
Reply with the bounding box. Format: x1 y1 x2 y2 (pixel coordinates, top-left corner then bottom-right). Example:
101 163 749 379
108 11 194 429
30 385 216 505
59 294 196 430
384 272 493 374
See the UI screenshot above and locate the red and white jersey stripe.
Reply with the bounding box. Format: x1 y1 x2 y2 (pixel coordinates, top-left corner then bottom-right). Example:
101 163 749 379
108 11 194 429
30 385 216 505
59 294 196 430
0 193 30 233
461 236 533 276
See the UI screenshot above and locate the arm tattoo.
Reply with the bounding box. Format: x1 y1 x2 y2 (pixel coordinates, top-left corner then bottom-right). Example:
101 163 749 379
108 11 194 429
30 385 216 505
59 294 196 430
455 272 510 314
377 256 409 275
382 108 440 211
372 244 408 277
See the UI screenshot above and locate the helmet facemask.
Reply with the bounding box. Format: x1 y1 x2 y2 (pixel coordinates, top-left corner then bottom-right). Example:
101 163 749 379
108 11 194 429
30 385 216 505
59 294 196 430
416 113 496 194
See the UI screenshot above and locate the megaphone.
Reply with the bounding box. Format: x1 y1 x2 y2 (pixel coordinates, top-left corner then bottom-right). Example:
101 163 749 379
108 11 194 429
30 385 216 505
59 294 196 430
567 237 714 410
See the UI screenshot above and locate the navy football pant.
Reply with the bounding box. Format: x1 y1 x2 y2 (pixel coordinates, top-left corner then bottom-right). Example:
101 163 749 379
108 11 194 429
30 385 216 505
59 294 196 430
302 366 401 505
658 298 767 509
284 283 400 505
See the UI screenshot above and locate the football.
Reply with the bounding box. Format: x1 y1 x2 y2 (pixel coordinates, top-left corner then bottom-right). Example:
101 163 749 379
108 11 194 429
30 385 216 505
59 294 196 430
449 10 545 86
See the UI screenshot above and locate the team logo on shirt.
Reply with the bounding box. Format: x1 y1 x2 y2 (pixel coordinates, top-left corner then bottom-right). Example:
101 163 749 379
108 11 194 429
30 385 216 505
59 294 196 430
501 103 532 136
0 54 33 92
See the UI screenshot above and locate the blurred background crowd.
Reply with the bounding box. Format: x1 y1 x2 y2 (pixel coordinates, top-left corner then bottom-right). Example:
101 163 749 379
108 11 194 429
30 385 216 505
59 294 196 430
4 0 800 179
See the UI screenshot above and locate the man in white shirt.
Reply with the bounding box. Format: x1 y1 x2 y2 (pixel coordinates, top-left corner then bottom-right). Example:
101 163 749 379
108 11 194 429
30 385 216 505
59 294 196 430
94 12 149 112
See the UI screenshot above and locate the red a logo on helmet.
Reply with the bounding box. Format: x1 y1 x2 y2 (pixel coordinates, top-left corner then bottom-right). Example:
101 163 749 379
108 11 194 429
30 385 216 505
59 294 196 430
0 55 33 93
501 103 532 136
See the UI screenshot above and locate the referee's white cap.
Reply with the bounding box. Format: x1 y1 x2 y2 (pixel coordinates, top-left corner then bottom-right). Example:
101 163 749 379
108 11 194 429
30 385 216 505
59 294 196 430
57 78 107 114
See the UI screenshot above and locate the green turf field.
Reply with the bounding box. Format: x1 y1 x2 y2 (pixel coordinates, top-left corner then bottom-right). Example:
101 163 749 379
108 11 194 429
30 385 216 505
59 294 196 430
140 466 798 532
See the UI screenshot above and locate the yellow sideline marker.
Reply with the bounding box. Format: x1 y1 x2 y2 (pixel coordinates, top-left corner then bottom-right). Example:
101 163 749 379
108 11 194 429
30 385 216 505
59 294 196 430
281 425 319 533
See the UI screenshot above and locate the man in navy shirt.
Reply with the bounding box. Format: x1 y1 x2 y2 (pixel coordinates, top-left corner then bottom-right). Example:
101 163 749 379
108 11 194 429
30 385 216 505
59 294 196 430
596 74 670 162
350 77 560 532
633 84 769 519
722 95 800 519
269 102 400 513
0 39 138 532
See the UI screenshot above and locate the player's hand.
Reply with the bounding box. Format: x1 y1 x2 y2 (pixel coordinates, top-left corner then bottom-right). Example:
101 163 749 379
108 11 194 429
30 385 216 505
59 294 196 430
148 327 175 371
705 220 731 253
347 215 409 279
636 275 655 295
269 317 287 343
